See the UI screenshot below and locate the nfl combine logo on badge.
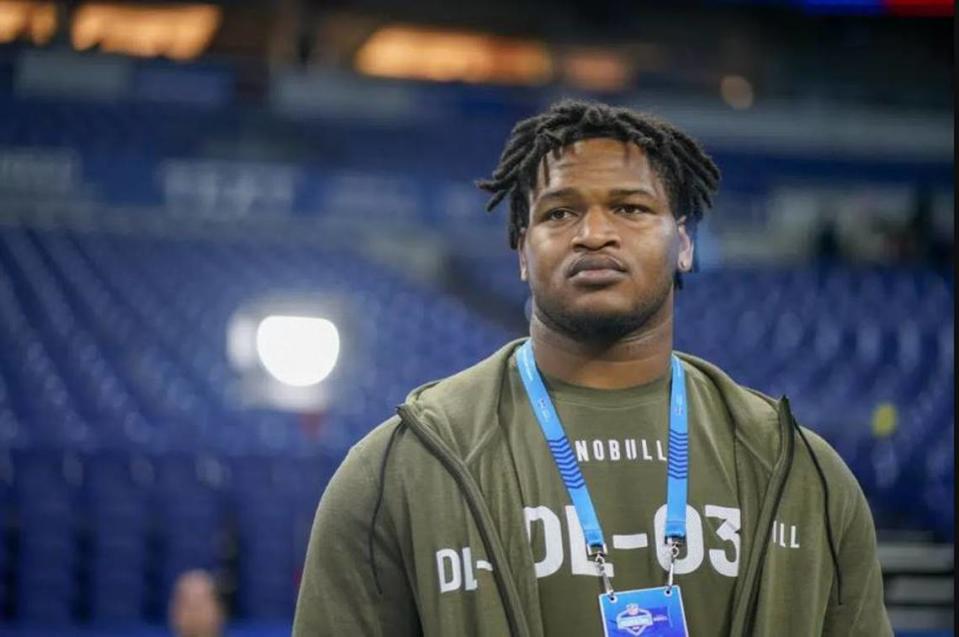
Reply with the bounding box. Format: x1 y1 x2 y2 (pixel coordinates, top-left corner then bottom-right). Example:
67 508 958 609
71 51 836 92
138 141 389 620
616 603 653 635
600 587 689 637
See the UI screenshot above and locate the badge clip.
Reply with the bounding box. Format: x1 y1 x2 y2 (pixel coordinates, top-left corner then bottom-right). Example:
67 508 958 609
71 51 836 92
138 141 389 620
589 544 616 602
594 552 616 602
665 536 684 596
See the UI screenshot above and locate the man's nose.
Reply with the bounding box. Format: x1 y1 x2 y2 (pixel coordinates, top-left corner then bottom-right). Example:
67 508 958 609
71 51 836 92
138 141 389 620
573 207 618 249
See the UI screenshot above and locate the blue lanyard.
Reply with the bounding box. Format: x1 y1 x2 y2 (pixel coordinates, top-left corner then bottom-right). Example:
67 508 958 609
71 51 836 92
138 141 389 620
516 340 689 559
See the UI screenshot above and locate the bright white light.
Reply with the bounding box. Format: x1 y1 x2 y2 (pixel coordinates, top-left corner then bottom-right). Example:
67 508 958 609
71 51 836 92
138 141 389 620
255 315 340 387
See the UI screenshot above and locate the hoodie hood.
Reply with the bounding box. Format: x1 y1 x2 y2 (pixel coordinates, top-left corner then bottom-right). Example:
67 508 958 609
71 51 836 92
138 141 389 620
402 338 786 473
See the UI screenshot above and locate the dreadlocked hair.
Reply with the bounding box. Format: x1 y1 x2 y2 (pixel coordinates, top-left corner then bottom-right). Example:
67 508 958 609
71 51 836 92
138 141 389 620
476 99 721 255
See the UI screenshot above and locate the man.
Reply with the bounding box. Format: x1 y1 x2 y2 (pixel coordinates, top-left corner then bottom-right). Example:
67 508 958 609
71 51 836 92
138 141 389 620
169 569 225 637
293 100 892 636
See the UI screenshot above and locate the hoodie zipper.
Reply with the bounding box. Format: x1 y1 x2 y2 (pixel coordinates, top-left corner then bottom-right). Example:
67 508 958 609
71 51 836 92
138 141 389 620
397 404 532 637
728 396 797 636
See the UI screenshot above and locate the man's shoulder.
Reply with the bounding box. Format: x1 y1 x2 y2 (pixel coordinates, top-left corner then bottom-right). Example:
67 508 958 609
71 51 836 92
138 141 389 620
345 340 525 464
675 350 780 413
678 352 866 515
400 339 524 453
792 424 865 506
406 338 525 405
675 351 783 470
332 414 404 487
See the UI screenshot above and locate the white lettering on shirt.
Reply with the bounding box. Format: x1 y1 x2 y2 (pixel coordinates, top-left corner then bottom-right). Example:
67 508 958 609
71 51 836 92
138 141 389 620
436 548 461 593
770 519 801 550
437 503 761 594
435 547 495 594
572 438 666 463
524 505 564 578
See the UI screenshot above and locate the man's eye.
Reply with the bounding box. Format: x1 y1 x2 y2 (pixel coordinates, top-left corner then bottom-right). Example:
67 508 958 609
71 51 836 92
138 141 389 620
615 204 647 215
545 208 572 221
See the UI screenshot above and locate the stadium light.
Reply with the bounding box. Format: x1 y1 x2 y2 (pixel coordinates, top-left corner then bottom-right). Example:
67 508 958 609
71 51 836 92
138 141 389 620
354 24 553 85
720 75 754 110
71 2 221 60
561 47 631 92
0 0 56 45
255 315 340 387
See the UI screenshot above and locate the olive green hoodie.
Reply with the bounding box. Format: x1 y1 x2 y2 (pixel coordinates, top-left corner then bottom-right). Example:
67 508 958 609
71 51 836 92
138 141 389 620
294 340 892 636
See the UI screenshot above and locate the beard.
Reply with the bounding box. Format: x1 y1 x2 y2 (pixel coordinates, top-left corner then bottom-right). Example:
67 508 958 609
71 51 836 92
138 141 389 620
531 271 674 343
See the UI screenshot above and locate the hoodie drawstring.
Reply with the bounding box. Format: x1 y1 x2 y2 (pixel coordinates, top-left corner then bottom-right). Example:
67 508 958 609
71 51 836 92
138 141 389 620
792 419 844 605
368 421 405 595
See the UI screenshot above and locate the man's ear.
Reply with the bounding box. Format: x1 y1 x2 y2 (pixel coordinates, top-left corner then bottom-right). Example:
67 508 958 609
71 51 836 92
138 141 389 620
677 216 694 272
517 229 528 281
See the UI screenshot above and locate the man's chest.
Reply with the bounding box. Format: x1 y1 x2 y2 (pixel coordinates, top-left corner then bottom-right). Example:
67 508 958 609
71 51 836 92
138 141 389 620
511 391 743 580
517 437 744 588
503 391 743 635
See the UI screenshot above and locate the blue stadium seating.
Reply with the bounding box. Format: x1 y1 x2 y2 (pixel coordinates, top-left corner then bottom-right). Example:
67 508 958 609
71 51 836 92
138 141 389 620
13 450 81 625
0 225 512 622
0 99 227 158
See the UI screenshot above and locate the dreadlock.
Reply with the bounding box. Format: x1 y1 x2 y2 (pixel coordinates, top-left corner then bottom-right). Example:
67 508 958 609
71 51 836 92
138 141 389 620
476 99 721 285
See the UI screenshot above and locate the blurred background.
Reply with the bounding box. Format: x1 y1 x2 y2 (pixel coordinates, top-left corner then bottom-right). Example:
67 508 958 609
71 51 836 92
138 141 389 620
0 0 952 635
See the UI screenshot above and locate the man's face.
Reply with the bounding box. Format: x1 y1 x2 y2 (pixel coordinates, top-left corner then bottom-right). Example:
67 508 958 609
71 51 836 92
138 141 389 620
518 137 692 341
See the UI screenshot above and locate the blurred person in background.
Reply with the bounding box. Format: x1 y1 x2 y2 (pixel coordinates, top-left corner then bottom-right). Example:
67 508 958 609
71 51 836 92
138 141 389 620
293 99 892 636
169 569 225 637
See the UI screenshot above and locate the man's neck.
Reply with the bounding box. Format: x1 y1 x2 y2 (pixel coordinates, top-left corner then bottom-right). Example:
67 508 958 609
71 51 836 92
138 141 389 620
528 309 673 390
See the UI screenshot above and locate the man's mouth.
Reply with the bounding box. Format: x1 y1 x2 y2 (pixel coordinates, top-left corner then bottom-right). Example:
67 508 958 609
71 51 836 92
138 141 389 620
567 255 627 285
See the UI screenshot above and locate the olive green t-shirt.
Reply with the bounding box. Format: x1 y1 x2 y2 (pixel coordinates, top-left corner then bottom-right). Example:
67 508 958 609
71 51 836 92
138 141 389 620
500 353 742 636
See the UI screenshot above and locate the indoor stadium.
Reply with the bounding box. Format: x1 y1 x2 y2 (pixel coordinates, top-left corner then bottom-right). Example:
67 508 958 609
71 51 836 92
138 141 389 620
0 0 952 635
